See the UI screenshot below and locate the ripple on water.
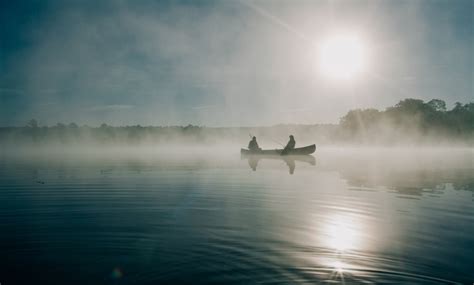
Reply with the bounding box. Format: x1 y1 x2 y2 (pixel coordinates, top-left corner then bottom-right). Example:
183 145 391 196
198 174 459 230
0 151 473 284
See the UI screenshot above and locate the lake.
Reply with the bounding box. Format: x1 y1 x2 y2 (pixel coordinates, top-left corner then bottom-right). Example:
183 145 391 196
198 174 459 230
0 147 473 284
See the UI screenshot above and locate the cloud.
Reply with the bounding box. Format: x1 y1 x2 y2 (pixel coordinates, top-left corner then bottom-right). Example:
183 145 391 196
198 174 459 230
190 105 216 110
280 107 315 113
38 101 58 107
87 104 135 112
0 88 25 95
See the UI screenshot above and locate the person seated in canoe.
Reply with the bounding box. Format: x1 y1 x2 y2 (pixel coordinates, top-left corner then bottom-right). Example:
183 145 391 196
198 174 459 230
248 136 261 152
281 135 295 155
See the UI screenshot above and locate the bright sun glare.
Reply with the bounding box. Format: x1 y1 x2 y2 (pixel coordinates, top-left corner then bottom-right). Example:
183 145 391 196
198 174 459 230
318 33 368 80
323 213 362 251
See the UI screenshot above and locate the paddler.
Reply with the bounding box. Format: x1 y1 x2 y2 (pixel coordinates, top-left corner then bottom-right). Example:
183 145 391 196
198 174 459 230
248 136 261 152
282 135 295 155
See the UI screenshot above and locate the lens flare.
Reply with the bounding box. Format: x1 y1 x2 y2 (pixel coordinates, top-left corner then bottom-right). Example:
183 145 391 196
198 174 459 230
110 267 123 279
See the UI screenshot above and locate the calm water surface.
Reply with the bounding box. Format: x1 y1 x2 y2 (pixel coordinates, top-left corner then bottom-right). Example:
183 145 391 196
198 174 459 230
0 147 473 284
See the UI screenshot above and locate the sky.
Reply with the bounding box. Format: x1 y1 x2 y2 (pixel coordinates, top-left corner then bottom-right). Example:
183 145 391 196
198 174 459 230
0 0 472 127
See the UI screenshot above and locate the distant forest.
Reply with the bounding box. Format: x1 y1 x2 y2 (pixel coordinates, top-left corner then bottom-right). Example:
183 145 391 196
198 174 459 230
338 98 474 144
1 98 473 146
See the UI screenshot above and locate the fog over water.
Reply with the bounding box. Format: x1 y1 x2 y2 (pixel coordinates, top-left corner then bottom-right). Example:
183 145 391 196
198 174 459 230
1 146 473 284
1 0 473 284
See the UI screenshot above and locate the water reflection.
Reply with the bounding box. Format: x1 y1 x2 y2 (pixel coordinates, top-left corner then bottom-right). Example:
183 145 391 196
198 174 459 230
243 154 316 174
322 213 365 252
318 148 474 199
0 148 472 284
308 212 371 283
327 260 349 282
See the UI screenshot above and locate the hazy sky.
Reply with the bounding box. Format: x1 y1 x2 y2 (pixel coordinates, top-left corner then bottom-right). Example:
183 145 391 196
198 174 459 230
1 0 472 126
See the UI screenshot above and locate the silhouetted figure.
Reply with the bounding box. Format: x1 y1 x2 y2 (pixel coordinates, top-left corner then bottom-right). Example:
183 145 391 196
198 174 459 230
282 135 295 155
248 136 261 152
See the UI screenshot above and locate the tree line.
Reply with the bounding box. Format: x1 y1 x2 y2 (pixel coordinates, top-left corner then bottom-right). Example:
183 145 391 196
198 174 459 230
0 98 472 146
339 98 474 143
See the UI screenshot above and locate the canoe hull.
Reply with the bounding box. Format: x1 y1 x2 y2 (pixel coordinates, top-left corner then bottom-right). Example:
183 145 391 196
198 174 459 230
241 144 316 156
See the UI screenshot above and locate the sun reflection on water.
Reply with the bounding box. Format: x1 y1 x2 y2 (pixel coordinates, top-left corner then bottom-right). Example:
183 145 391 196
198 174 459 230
322 258 350 283
330 260 346 274
313 212 370 282
322 213 364 252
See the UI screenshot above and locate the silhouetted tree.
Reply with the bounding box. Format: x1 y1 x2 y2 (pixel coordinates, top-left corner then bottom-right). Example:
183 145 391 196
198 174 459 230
340 109 381 134
427 99 446 112
339 98 473 142
26 119 38 128
1 99 472 146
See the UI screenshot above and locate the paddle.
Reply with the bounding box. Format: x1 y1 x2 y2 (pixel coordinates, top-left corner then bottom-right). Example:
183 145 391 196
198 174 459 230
270 138 284 147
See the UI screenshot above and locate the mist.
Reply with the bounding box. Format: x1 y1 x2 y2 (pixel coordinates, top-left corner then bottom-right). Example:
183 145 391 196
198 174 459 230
1 97 472 150
1 2 473 283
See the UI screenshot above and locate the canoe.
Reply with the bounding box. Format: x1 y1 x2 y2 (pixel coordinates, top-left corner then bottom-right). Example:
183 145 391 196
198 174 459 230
241 144 316 156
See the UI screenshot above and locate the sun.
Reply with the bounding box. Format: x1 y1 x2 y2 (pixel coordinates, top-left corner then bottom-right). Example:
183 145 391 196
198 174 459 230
317 33 368 80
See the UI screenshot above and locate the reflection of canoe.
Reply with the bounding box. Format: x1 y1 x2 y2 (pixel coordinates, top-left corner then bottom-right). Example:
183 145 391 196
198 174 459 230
241 144 316 156
241 154 316 165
